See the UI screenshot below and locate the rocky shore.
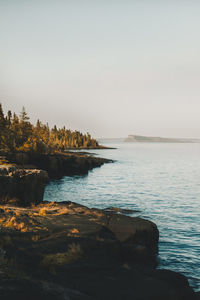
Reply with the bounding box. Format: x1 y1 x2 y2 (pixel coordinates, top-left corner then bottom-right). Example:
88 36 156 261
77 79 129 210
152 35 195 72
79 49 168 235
0 151 112 206
0 152 199 299
3 151 113 179
0 201 198 300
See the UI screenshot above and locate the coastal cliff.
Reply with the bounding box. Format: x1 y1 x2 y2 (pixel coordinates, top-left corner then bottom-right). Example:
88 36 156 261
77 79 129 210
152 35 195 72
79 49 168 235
4 151 112 179
0 165 48 206
0 151 112 206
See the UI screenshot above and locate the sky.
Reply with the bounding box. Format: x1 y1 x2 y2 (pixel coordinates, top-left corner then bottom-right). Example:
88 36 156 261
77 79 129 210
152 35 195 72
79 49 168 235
0 0 200 138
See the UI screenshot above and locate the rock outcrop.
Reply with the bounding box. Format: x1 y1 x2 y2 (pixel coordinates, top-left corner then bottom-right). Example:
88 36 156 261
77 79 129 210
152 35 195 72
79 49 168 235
0 165 49 206
105 212 159 262
4 151 113 179
0 151 112 206
0 202 198 299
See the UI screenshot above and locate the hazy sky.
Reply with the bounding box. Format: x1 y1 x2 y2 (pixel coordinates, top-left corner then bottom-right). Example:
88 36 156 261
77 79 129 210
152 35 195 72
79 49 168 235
0 0 200 138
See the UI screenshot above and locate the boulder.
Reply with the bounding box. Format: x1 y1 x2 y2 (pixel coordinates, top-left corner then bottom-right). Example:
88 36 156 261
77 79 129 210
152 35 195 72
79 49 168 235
103 212 159 262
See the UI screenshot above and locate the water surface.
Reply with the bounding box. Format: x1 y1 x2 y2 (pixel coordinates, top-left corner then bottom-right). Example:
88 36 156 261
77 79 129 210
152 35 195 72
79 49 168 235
44 142 200 291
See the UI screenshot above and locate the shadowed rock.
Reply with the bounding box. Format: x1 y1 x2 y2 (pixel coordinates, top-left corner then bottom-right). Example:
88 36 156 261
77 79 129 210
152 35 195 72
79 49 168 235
0 151 113 206
0 165 49 206
104 206 140 214
0 201 198 300
4 152 113 179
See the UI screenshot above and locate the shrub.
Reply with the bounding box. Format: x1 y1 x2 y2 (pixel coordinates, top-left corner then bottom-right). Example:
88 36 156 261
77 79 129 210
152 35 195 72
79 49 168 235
42 243 83 267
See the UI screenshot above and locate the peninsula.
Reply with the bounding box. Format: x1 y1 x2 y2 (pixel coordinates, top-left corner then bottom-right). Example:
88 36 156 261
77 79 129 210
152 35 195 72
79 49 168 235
125 134 200 143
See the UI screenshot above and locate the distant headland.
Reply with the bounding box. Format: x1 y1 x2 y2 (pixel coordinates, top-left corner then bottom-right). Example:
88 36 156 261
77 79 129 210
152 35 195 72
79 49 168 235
124 135 200 143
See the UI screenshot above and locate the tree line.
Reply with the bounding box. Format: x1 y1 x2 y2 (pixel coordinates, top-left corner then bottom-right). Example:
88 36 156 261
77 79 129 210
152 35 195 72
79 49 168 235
0 104 99 153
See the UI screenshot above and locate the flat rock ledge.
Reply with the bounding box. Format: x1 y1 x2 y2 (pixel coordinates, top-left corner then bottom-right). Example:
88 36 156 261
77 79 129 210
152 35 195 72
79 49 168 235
4 151 113 179
0 201 198 300
0 165 49 206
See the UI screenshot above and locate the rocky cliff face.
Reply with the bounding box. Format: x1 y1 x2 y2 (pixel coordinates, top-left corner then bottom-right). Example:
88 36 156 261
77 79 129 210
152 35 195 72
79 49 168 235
0 151 112 206
0 165 49 206
5 152 112 179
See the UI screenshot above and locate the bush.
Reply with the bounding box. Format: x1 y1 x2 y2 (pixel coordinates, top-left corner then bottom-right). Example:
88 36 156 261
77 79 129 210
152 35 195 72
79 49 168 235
42 243 83 267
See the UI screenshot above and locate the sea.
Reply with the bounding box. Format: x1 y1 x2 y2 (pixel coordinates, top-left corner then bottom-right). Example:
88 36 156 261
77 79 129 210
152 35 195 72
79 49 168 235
44 142 200 291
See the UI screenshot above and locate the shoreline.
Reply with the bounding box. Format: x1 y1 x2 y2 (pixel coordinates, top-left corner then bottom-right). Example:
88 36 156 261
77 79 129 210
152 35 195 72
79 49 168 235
0 200 198 300
0 152 199 299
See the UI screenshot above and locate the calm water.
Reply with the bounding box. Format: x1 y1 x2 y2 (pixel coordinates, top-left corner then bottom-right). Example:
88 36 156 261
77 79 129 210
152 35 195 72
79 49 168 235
44 142 200 291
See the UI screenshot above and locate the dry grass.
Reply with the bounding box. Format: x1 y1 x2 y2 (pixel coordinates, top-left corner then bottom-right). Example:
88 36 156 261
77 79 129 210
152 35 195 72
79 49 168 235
0 202 103 235
56 207 71 215
0 208 47 232
67 228 80 237
14 210 21 217
42 243 83 267
83 209 103 218
0 216 29 232
69 228 79 234
38 207 48 216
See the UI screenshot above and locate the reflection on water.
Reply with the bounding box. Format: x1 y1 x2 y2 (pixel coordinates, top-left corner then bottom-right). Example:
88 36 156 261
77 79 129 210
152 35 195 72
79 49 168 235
44 142 200 291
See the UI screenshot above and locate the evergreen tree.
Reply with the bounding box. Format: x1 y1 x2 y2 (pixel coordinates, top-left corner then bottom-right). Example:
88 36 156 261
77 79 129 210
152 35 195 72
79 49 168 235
0 104 99 153
0 104 7 149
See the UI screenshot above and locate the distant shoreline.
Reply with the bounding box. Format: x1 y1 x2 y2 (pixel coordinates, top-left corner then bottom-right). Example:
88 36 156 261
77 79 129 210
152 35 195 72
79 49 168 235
64 145 117 150
125 135 200 143
99 135 200 144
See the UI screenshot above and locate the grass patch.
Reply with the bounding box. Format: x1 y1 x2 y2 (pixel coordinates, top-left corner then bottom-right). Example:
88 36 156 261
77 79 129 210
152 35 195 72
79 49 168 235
38 207 48 216
0 216 29 232
42 243 83 267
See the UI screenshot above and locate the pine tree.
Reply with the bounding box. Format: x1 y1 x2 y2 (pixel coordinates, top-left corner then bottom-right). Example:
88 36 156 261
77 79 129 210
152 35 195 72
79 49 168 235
18 107 33 148
0 104 99 153
20 106 30 122
0 104 6 149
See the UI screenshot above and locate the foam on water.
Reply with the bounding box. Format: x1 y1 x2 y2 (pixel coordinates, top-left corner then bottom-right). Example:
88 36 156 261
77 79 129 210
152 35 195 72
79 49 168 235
44 142 200 291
